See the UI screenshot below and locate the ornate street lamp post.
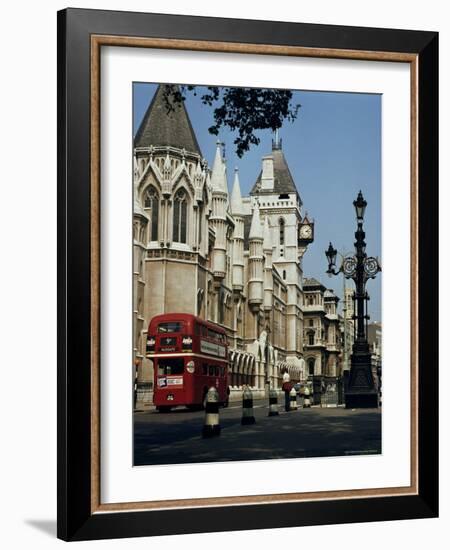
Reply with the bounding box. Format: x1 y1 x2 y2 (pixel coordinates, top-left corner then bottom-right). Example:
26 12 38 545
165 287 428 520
325 191 381 408
327 248 351 373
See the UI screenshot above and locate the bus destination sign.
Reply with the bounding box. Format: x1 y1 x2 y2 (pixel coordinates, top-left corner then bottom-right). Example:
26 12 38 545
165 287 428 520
200 339 226 358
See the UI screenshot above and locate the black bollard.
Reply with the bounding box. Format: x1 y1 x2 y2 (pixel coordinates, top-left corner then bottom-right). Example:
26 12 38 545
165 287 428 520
303 386 312 408
202 387 221 437
289 387 298 411
268 388 279 416
241 386 256 425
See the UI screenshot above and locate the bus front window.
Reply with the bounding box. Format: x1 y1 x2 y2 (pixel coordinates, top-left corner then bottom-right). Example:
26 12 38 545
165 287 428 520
158 322 183 333
158 357 184 375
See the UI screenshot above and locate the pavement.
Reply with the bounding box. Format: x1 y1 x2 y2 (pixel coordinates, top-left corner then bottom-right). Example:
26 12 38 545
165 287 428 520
133 398 382 466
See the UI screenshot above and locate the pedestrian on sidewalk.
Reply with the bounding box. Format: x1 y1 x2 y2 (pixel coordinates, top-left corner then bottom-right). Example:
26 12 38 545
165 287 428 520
282 368 292 412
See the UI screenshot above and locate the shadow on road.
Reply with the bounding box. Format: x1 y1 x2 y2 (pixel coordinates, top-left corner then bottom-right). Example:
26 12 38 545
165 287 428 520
134 406 382 466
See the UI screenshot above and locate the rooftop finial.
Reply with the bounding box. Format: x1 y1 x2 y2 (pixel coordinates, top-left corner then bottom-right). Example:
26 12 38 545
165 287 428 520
272 128 282 150
216 139 226 160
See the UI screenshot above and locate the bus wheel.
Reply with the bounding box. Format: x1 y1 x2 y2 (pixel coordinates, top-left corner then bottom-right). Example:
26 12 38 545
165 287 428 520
156 406 172 413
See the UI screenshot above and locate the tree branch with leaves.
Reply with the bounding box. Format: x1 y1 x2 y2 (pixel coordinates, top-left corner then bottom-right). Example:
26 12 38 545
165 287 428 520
162 85 301 157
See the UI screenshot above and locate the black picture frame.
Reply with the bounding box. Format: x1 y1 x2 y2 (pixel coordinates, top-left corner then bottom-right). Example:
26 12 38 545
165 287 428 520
57 8 438 541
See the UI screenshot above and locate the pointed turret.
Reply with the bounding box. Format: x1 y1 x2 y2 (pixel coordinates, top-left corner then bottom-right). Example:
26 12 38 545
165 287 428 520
250 136 301 204
249 202 263 241
134 85 202 155
210 141 228 194
230 167 244 216
248 202 264 311
231 167 245 291
209 141 228 280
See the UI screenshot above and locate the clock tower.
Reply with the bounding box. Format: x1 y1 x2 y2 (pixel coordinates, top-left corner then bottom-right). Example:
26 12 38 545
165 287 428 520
298 213 314 248
249 134 314 363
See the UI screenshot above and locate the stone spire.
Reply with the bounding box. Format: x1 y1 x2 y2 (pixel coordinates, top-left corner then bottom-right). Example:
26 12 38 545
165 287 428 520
210 141 228 194
210 141 228 280
230 167 244 216
231 167 245 291
134 84 202 155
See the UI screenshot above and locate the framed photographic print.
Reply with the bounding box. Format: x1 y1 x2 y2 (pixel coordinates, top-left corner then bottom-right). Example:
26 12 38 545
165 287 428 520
57 8 438 541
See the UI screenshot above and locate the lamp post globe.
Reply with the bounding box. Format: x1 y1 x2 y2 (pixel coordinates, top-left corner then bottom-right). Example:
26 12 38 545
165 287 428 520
353 190 367 221
325 242 337 273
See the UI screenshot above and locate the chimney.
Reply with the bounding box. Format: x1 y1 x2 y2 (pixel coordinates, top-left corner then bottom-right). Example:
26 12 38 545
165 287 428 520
261 156 274 190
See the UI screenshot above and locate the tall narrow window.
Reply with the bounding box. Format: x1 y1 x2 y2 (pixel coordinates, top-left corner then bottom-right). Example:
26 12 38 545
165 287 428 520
308 358 315 375
173 188 188 243
279 218 285 246
218 290 224 324
198 205 203 246
144 186 159 241
308 332 315 346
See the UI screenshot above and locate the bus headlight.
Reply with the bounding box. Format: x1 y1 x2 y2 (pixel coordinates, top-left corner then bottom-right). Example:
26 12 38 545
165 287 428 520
146 337 156 353
182 336 193 350
186 360 195 374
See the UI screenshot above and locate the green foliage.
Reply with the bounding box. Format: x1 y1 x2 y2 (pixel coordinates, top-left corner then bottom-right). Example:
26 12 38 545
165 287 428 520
162 85 300 157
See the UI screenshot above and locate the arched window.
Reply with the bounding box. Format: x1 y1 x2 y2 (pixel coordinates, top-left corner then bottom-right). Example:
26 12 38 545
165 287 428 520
173 188 188 243
279 218 285 246
144 186 159 241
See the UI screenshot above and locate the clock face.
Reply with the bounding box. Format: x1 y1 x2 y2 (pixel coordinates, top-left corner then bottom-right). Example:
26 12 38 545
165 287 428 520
300 224 312 238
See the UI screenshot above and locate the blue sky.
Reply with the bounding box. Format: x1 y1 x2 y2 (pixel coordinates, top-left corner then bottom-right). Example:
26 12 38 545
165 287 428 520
133 83 382 321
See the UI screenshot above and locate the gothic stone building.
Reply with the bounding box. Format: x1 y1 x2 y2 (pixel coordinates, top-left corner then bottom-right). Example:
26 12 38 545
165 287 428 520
302 278 342 384
133 85 316 406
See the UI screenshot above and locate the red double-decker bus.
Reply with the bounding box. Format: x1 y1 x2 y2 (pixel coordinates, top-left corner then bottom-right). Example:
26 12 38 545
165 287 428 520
146 313 229 412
